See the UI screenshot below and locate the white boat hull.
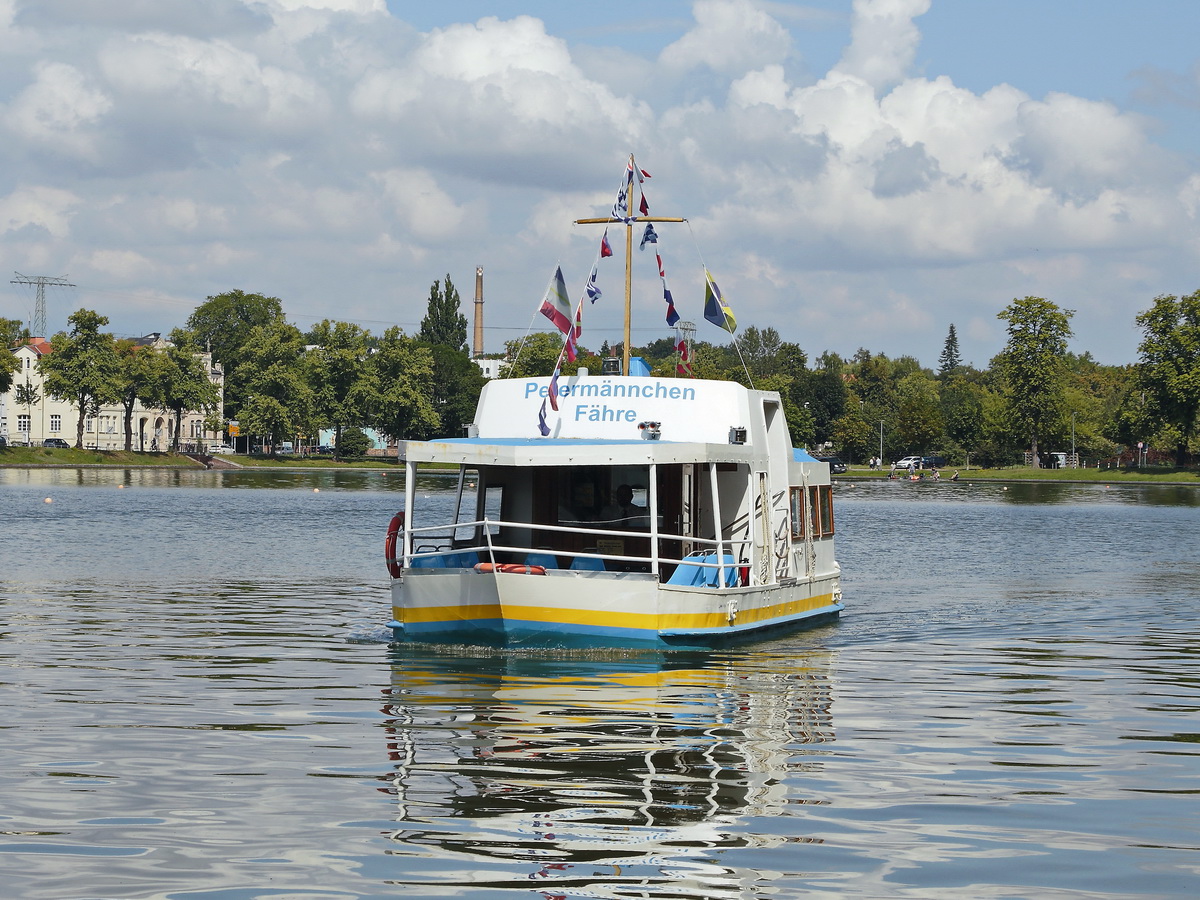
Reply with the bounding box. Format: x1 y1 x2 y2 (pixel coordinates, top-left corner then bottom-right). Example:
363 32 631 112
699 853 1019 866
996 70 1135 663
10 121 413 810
389 567 842 648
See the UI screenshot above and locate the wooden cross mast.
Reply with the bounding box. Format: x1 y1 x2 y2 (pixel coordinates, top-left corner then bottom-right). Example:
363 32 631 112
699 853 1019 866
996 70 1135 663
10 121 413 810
574 155 686 376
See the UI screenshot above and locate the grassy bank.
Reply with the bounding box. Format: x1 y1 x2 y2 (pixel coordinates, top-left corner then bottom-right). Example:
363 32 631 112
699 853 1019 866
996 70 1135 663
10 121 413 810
844 464 1200 485
0 445 399 469
0 445 205 467
230 454 398 469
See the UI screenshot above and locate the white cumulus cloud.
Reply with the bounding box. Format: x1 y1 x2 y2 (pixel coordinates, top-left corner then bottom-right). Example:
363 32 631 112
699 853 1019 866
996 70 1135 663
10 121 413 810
835 0 931 92
7 62 112 159
0 185 81 238
659 0 792 73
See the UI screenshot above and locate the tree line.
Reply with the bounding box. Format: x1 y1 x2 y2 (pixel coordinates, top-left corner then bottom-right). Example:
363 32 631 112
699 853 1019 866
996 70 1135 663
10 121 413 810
503 291 1200 468
1 277 485 454
5 283 1198 466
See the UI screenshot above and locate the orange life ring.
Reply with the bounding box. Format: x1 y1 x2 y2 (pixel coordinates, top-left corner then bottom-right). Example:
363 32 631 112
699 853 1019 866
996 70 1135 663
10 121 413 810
384 511 405 578
501 564 547 575
473 562 546 575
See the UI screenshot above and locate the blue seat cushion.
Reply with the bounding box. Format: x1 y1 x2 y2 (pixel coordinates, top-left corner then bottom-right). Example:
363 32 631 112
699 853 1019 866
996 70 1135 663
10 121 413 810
524 552 559 569
667 552 737 586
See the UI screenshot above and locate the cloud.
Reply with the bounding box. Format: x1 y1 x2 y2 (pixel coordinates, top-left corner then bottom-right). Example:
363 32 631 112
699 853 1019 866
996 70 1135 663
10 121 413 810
659 0 792 73
371 168 472 240
86 248 155 279
98 32 326 129
0 185 80 238
1012 93 1170 198
350 16 651 186
834 0 931 92
261 0 385 12
12 0 268 38
872 140 940 198
6 62 112 160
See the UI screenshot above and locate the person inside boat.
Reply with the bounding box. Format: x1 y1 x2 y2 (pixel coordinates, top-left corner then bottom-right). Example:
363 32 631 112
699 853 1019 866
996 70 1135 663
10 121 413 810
603 484 646 525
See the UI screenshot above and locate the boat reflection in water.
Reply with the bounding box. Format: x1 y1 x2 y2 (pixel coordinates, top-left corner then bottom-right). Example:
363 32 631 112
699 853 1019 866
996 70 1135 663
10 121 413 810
380 647 835 898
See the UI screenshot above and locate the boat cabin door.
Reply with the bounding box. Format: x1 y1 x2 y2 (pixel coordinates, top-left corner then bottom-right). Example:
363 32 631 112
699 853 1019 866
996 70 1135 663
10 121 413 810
680 463 695 556
755 471 773 585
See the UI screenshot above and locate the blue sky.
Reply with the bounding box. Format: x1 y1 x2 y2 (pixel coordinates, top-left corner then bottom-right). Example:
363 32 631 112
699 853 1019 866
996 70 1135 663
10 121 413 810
3 0 1200 369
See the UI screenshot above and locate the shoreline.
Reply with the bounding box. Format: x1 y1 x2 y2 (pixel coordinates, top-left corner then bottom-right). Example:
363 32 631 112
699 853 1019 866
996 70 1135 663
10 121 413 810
3 460 1198 486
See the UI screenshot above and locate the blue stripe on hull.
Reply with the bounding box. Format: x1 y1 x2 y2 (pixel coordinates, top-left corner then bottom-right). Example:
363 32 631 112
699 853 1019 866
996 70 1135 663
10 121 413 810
389 603 842 649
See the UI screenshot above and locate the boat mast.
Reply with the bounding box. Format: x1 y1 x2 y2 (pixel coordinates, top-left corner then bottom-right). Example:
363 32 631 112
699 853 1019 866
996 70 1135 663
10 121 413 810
575 153 685 376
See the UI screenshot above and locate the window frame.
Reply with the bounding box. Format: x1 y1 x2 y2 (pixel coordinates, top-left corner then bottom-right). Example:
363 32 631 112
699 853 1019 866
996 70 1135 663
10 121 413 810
790 485 834 539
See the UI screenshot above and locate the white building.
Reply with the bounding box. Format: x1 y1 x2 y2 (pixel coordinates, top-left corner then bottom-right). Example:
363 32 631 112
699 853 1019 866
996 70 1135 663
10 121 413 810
1 334 224 451
473 357 503 379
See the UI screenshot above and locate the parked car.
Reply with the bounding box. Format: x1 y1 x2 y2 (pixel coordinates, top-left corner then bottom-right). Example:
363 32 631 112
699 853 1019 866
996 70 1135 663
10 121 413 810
43 437 70 449
208 443 236 455
893 455 923 470
314 445 336 455
814 455 847 474
921 455 947 469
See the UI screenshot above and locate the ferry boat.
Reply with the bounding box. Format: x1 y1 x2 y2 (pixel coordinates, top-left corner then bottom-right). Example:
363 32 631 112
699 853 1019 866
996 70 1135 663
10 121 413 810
384 158 842 647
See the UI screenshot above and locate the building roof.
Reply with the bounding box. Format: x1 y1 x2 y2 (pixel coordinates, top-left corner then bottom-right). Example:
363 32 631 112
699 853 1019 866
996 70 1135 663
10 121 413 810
13 337 53 356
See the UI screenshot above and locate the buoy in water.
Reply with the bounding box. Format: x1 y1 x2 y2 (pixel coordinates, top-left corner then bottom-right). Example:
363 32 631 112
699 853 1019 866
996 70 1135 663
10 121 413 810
313 488 320 493
44 497 53 503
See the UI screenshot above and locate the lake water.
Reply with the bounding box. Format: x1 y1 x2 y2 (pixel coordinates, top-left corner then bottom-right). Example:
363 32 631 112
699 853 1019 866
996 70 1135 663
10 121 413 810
1 468 1197 899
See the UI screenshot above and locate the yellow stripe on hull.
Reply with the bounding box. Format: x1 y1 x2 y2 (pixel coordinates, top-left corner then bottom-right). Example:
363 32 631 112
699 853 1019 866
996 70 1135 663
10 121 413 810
393 579 838 634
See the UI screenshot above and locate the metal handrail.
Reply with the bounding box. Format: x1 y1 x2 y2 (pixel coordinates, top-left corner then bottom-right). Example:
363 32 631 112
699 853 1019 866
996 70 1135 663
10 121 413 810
404 516 750 575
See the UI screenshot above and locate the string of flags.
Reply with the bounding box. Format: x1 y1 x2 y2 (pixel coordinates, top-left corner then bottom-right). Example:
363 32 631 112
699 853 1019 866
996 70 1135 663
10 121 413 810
535 158 735 435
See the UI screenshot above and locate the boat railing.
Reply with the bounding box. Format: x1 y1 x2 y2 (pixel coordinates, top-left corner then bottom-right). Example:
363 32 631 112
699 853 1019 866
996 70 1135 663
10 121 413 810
404 517 752 583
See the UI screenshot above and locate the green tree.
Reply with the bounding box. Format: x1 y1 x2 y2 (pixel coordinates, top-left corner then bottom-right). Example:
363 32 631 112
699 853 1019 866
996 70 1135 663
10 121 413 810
367 327 439 441
736 326 783 380
305 319 374 451
14 379 39 443
938 323 962 377
1064 353 1127 461
234 320 314 451
150 333 221 452
939 374 984 456
805 351 848 444
39 309 120 449
113 339 171 452
186 290 285 417
830 403 871 463
994 296 1075 466
337 426 372 459
895 373 945 453
974 387 1021 468
418 274 468 352
1133 291 1200 465
421 344 487 439
0 316 26 393
501 332 569 378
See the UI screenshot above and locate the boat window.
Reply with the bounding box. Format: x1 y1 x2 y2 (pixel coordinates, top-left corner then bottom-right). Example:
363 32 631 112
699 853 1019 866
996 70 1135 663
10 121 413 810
790 487 806 539
554 465 651 528
481 483 503 535
817 485 834 535
790 485 834 538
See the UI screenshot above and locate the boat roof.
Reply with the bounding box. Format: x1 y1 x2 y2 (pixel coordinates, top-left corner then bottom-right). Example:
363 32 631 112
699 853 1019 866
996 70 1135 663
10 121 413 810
401 437 772 467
